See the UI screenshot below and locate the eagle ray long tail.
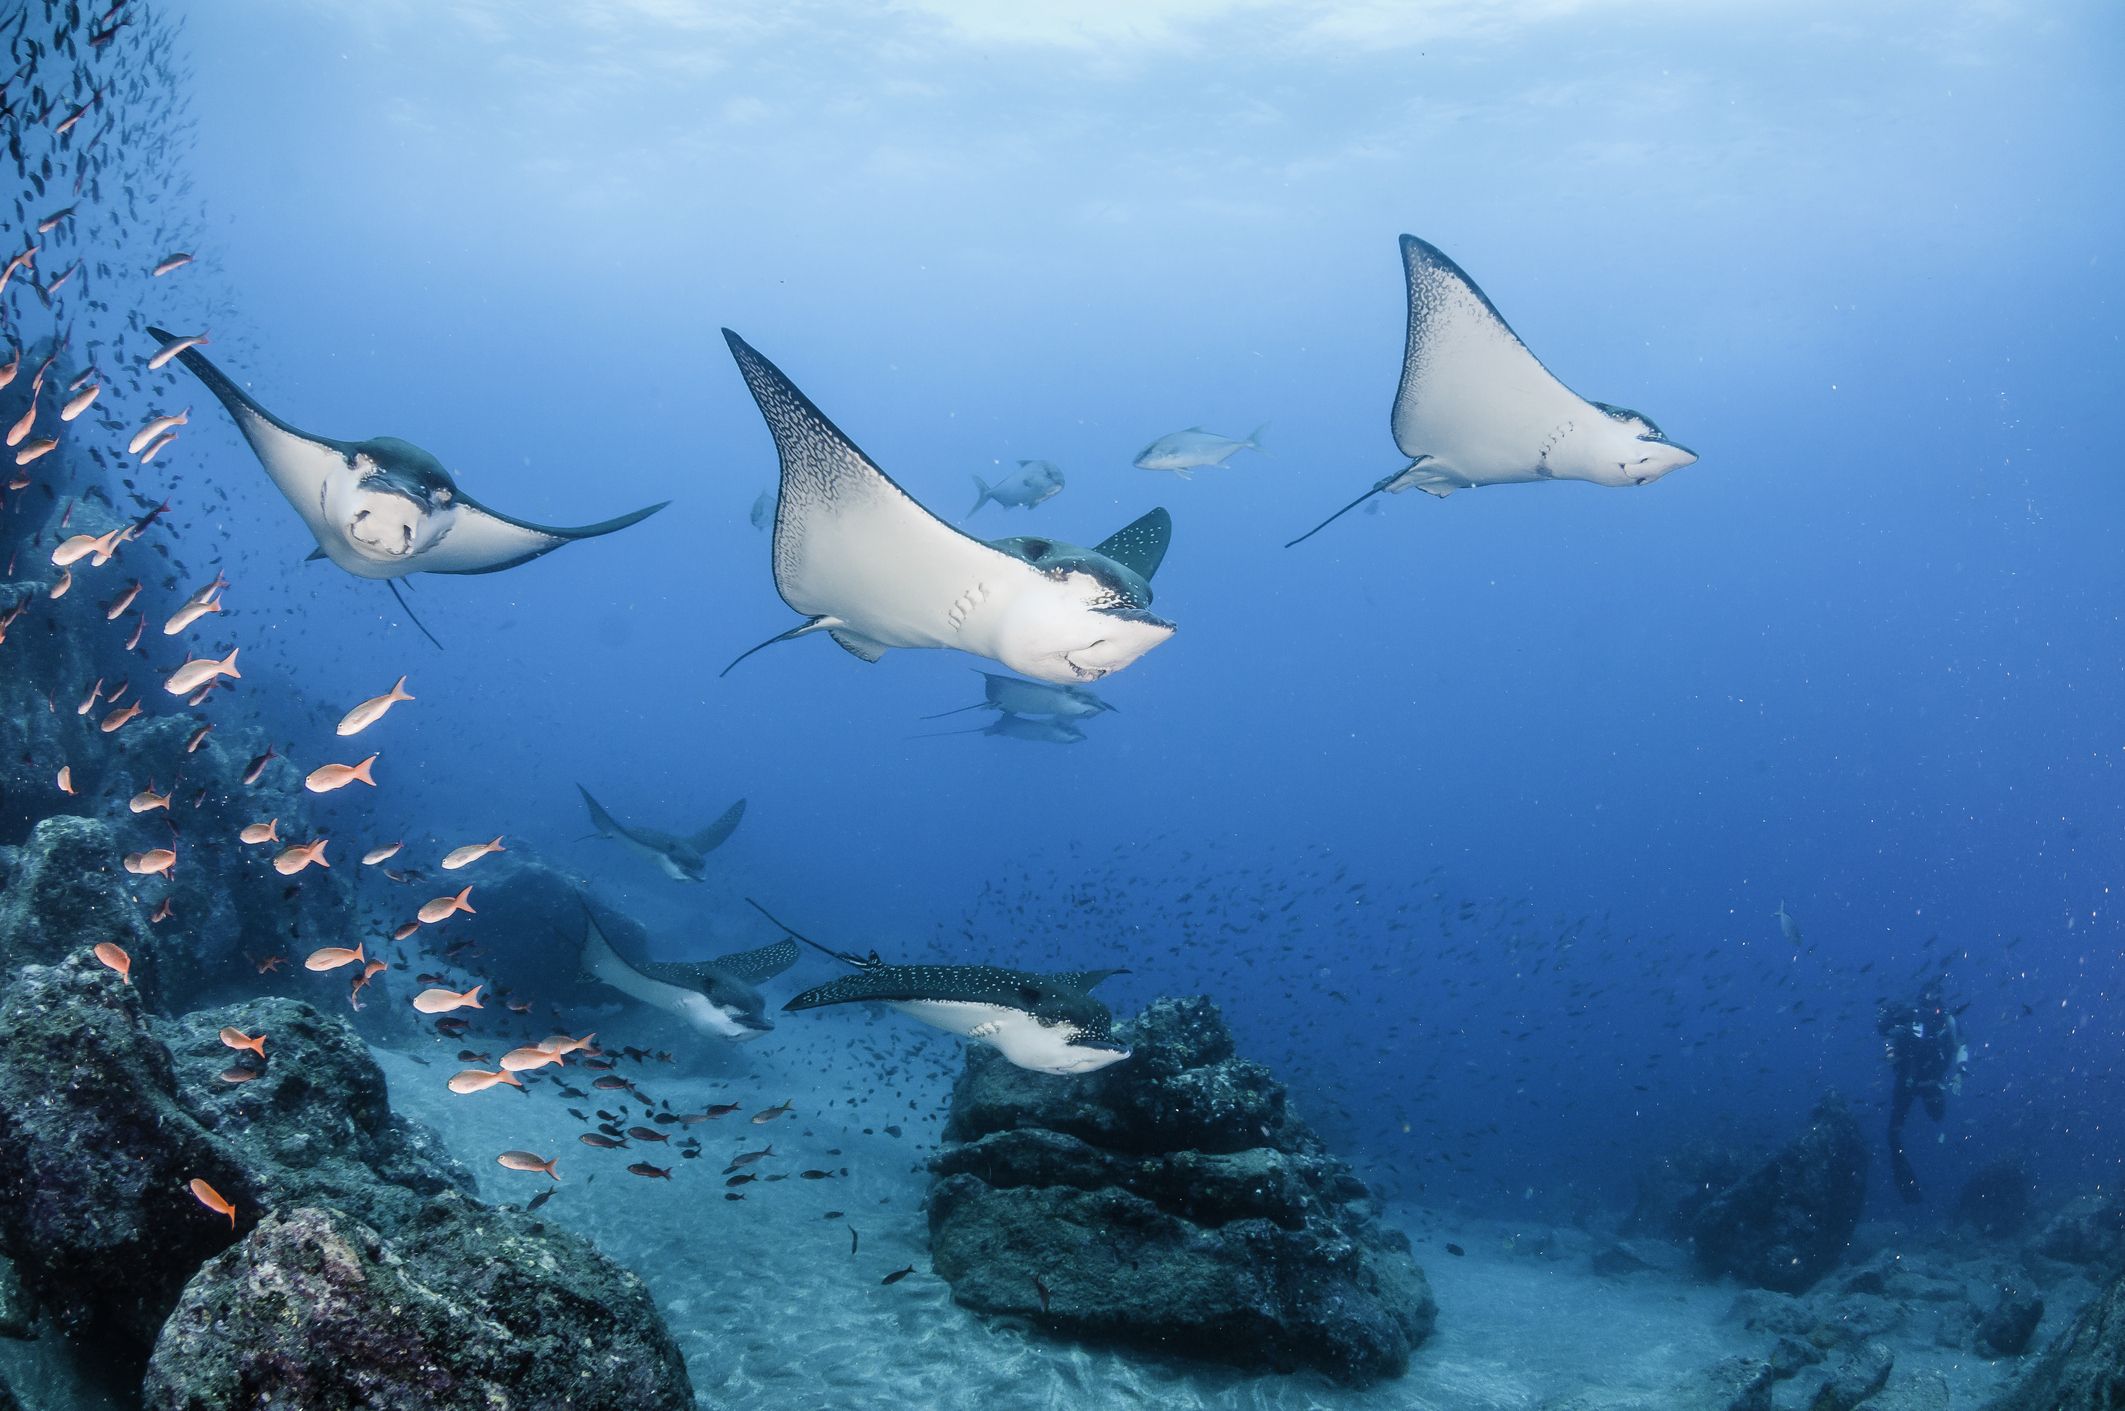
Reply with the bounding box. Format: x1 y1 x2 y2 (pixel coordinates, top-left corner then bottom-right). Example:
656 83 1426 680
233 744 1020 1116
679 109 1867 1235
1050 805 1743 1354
744 897 880 969
385 579 444 650
720 617 825 678
915 702 988 721
1284 482 1391 549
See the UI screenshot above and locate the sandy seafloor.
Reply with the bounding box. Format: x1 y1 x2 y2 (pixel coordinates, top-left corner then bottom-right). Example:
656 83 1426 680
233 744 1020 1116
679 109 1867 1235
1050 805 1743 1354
368 1015 2034 1411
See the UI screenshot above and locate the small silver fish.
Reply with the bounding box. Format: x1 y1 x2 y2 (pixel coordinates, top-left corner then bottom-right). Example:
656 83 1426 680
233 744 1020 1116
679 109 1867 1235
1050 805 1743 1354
1133 424 1266 477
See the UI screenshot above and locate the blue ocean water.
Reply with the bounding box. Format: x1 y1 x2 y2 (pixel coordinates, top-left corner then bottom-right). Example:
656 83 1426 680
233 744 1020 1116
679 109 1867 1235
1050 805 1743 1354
5 1 2123 1403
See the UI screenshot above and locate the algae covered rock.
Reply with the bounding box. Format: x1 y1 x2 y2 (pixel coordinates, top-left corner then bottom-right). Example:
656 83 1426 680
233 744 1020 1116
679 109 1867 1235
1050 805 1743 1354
0 814 159 997
141 1201 692 1411
1982 1261 2125 1410
0 955 243 1354
928 995 1434 1385
1689 1094 1867 1293
0 965 467 1365
154 996 475 1227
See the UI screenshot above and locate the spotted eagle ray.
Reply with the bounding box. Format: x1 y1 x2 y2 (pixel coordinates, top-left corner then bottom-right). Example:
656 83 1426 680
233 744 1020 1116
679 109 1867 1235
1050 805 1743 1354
910 712 1086 744
748 900 1131 1075
579 905 797 1041
919 669 1117 722
577 784 743 883
1286 235 1697 546
719 329 1175 685
150 326 667 642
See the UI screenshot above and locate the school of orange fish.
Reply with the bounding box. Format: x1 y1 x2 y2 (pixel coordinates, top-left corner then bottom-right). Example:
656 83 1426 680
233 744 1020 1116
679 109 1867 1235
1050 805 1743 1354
2 0 843 1241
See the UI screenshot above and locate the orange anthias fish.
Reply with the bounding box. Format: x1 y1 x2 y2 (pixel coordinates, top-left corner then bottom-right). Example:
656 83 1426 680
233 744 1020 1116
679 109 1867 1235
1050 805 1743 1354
499 1046 564 1073
336 675 414 736
416 887 475 925
440 836 504 871
163 648 240 697
273 839 330 876
164 577 226 636
128 408 189 453
239 819 279 845
151 897 174 924
303 942 364 973
391 920 421 941
188 1177 236 1230
128 782 172 813
123 848 177 878
100 700 142 733
55 765 75 795
447 1069 522 1095
362 841 403 866
304 754 378 794
412 984 482 1015
539 1032 596 1056
50 527 122 567
496 1151 559 1180
92 941 131 982
219 1027 266 1058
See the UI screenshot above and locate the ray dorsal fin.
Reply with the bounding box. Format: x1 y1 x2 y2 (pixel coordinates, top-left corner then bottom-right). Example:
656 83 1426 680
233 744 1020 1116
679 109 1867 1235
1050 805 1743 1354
1093 507 1171 583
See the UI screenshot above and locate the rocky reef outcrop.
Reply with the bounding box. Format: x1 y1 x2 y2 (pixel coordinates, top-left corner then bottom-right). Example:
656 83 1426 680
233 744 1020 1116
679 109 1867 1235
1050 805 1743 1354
2032 1191 2125 1275
0 954 241 1352
1983 1261 2125 1411
927 995 1435 1386
0 952 692 1406
141 1201 692 1411
1688 1094 1868 1293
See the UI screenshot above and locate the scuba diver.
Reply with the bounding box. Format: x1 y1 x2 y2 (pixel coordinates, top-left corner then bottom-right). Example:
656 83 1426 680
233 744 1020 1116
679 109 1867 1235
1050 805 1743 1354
1876 977 1969 1203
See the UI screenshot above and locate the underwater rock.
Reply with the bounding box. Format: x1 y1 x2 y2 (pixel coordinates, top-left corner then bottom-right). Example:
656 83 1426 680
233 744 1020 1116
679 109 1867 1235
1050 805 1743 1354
0 1252 30 1340
1974 1286 2045 1357
141 1200 693 1411
1627 1139 1759 1242
1956 1158 2034 1237
0 961 468 1372
1864 1370 1952 1411
153 996 475 1227
927 995 1435 1386
2032 1191 2125 1274
1980 1261 2125 1410
437 852 631 1009
1689 1094 1867 1293
1664 1353 1784 1411
1798 1339 1894 1411
0 814 160 1001
0 955 240 1357
1591 1236 1693 1278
